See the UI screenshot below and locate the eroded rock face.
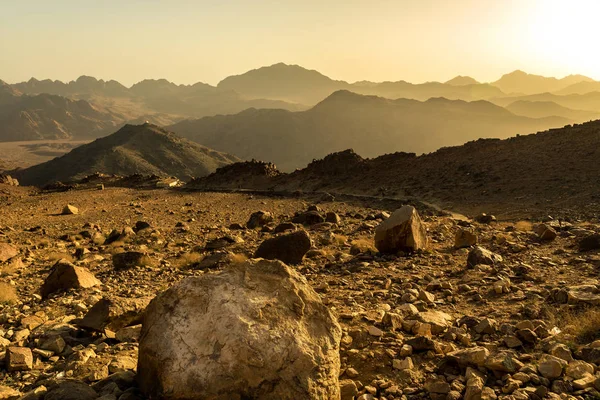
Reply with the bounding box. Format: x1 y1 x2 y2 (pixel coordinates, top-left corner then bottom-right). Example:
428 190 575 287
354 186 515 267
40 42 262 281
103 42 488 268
40 259 101 299
374 206 428 253
137 259 342 400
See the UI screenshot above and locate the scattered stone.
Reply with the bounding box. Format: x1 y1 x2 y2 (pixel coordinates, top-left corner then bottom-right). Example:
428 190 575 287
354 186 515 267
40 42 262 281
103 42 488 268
44 381 98 400
78 296 150 332
40 259 101 299
112 251 148 270
374 205 428 253
455 229 477 248
292 210 325 226
579 234 600 251
538 355 565 379
393 357 414 370
535 223 557 241
5 347 33 371
61 204 79 215
0 243 18 263
137 259 342 399
340 379 358 400
475 213 496 224
254 229 312 264
246 211 273 229
467 246 503 268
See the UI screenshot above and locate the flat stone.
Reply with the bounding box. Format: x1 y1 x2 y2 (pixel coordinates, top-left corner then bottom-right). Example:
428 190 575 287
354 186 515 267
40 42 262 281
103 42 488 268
6 347 33 371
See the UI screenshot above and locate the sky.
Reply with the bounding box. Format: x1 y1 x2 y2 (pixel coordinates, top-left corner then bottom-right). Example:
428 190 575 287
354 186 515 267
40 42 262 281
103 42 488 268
1 0 599 86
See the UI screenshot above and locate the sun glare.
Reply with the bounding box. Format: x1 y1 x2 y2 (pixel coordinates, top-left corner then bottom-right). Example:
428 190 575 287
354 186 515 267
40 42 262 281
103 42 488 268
527 0 600 76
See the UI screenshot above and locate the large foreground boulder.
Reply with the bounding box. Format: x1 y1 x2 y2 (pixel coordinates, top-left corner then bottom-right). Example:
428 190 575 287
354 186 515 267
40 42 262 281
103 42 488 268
137 258 342 400
254 229 312 264
374 206 428 253
40 259 101 299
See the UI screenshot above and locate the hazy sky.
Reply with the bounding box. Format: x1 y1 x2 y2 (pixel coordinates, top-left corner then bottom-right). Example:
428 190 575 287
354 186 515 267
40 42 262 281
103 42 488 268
1 0 599 86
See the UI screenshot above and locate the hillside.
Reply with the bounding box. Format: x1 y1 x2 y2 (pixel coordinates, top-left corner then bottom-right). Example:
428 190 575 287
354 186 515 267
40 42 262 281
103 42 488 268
169 90 568 171
0 93 121 141
189 119 600 218
14 124 240 186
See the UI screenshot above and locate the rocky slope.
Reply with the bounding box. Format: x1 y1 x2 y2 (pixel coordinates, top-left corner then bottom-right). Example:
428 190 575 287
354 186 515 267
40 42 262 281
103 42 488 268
13 124 240 186
170 90 567 171
188 120 600 219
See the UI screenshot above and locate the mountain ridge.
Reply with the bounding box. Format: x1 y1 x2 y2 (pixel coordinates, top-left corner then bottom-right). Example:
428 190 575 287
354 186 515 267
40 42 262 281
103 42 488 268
13 124 241 186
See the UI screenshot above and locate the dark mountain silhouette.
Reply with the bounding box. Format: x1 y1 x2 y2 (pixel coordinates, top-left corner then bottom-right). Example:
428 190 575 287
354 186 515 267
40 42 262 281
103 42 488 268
0 92 121 141
491 70 594 95
169 90 568 171
190 120 600 218
506 100 600 121
217 62 348 105
217 63 503 103
14 124 240 186
445 76 480 86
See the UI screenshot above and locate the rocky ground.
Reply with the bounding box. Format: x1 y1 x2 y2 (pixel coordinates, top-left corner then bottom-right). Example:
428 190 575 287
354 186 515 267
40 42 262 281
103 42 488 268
0 184 600 399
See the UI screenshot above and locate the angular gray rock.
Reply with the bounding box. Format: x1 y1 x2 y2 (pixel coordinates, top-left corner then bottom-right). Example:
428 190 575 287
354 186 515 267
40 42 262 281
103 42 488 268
374 206 428 253
40 259 101 299
137 258 342 400
254 229 312 264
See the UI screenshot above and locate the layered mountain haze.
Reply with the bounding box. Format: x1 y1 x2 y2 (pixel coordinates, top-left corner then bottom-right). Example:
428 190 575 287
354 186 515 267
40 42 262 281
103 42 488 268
505 100 600 121
0 92 121 141
169 90 568 171
491 70 595 95
14 124 240 186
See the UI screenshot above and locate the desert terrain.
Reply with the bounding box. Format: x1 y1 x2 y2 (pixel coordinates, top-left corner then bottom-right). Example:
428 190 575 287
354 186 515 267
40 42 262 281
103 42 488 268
0 182 599 399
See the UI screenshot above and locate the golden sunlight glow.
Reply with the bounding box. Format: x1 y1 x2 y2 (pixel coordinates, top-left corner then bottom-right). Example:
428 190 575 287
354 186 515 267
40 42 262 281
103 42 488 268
526 0 600 75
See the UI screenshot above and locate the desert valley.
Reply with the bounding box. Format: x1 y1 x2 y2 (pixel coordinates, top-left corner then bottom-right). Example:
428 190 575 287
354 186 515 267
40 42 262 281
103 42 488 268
2 2 600 399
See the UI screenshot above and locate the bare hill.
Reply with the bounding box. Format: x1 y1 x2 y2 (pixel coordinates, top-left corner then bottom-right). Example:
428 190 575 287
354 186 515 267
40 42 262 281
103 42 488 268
170 90 568 171
14 124 240 186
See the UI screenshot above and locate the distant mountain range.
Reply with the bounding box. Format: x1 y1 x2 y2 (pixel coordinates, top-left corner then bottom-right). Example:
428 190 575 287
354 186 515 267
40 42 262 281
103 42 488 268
169 90 568 171
0 80 121 141
3 63 600 168
14 124 240 186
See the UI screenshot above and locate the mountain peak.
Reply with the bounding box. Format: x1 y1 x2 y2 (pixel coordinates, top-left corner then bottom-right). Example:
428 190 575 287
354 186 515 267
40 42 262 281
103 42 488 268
445 75 479 86
15 124 240 186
